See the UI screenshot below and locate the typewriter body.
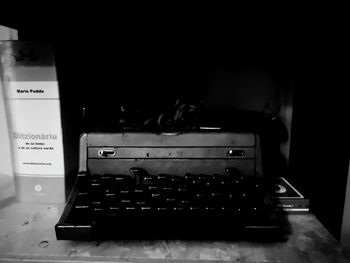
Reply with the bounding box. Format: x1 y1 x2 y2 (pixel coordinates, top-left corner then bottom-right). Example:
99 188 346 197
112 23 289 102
55 130 287 240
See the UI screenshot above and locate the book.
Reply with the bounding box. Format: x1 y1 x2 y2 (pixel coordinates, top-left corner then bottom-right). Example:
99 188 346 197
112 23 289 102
0 41 77 203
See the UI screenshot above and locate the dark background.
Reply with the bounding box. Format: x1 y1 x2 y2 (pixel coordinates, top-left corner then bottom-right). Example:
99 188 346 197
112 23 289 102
1 13 349 240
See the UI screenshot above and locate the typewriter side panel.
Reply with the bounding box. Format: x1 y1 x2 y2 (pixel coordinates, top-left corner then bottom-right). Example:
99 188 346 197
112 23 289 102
78 133 87 173
255 134 263 177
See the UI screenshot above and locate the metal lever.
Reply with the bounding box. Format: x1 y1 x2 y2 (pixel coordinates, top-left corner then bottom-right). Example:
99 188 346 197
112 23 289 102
98 149 116 157
129 167 149 184
129 167 149 174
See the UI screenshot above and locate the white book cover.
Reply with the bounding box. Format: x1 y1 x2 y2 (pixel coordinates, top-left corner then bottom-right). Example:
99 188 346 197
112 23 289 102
0 41 72 203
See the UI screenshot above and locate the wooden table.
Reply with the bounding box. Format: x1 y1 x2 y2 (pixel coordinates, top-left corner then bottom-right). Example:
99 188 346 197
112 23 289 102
0 185 350 262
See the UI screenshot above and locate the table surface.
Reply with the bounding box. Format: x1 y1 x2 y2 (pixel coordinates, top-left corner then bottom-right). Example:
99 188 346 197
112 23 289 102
0 183 350 263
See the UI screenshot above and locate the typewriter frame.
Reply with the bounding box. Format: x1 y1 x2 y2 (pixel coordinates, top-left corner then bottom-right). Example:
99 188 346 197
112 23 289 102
56 131 276 240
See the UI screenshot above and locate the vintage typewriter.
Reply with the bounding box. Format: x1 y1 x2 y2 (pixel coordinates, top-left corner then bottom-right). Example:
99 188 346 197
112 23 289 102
55 131 290 240
55 103 288 240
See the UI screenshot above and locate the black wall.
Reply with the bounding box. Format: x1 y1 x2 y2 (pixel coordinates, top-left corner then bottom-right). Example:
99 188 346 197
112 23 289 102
289 51 349 240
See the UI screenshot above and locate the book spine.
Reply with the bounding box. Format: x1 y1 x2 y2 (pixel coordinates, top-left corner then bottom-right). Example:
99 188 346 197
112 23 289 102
0 41 66 203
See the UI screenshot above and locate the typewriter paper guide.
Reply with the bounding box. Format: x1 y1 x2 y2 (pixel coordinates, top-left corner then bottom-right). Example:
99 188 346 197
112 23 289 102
1 41 66 203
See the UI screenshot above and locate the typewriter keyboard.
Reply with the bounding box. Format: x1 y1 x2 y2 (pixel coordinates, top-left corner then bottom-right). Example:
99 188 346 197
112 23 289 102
56 168 282 240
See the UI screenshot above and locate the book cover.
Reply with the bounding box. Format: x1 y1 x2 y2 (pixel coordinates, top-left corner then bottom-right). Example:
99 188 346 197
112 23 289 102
0 41 76 203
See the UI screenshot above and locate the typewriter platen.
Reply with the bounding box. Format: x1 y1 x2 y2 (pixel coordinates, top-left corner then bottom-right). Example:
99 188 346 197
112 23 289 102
55 131 292 240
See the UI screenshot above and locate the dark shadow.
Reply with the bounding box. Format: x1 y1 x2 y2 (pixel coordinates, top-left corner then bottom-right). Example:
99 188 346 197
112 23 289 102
0 196 15 210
